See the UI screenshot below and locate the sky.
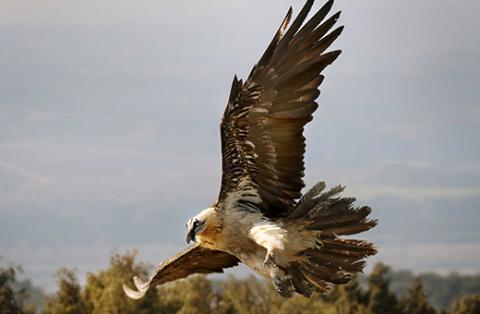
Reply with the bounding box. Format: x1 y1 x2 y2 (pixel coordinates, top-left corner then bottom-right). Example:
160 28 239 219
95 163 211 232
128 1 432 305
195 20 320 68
1 0 479 291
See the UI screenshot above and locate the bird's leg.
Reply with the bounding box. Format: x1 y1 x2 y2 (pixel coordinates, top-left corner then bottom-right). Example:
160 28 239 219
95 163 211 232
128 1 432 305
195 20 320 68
263 250 276 266
249 223 293 297
264 251 294 298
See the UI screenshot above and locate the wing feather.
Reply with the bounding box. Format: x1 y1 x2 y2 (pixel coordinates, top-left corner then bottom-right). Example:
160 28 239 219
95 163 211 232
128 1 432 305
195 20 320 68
123 244 239 299
219 0 342 217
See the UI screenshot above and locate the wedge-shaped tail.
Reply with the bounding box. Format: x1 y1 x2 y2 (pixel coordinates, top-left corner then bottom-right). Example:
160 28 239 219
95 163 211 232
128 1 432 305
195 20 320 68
288 183 377 296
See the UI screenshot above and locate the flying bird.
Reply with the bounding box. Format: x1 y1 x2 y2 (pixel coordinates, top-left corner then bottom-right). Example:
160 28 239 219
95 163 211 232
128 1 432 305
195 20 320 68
124 0 377 299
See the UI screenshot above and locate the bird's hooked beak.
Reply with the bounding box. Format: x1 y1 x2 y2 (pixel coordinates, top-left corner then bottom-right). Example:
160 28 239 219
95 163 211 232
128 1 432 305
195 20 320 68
186 218 206 244
186 227 195 244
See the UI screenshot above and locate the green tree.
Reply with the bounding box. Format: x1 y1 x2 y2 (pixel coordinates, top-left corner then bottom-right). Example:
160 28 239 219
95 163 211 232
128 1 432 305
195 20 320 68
0 263 24 314
83 250 160 314
399 277 437 314
366 263 399 314
42 268 87 314
217 275 282 314
0 260 36 314
177 275 214 314
389 270 480 311
452 294 480 314
156 275 214 314
334 275 367 314
277 293 333 314
156 279 188 313
12 278 43 314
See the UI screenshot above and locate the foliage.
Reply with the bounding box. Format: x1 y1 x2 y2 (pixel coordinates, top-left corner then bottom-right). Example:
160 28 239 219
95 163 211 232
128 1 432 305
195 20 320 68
4 252 480 314
452 294 480 314
389 270 480 311
42 268 87 314
333 275 368 314
0 260 35 314
216 275 282 314
82 250 161 314
0 263 24 314
156 275 215 314
398 277 436 314
365 263 399 314
11 278 44 313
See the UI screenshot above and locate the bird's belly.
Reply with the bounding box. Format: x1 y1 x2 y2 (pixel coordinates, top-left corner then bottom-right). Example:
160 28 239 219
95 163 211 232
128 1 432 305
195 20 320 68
237 249 270 278
205 232 270 277
204 210 272 277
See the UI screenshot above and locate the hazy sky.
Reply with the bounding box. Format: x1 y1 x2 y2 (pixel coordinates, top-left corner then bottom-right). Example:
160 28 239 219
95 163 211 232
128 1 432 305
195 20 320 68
1 0 479 291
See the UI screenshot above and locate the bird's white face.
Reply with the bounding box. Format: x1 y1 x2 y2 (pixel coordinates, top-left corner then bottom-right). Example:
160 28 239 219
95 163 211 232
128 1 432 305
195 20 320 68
185 207 215 243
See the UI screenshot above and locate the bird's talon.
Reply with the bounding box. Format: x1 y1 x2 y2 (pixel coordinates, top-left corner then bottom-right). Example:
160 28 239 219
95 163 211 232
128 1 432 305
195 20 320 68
264 252 276 267
273 275 294 298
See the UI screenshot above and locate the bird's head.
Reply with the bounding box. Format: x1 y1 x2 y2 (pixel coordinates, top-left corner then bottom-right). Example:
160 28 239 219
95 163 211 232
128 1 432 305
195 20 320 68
185 207 216 244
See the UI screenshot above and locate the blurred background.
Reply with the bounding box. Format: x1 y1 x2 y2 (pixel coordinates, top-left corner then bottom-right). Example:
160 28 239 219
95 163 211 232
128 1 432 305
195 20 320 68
1 0 479 303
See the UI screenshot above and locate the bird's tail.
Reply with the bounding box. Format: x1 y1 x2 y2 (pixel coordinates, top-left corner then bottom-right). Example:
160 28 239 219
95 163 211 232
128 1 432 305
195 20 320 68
286 182 377 297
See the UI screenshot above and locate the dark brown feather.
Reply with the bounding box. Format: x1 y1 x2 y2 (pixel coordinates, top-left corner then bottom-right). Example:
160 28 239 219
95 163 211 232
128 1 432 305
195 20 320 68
287 181 377 291
123 244 239 299
219 1 342 218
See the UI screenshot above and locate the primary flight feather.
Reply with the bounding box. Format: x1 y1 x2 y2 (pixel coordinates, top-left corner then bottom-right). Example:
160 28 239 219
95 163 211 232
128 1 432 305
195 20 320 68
124 0 377 299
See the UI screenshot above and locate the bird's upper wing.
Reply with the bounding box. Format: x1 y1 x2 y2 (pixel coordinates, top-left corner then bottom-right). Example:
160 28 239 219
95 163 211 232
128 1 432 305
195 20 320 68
123 244 239 299
219 0 342 217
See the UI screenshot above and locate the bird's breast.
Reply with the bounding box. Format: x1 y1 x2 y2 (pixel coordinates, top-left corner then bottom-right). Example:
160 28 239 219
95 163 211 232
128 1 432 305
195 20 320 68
196 224 222 248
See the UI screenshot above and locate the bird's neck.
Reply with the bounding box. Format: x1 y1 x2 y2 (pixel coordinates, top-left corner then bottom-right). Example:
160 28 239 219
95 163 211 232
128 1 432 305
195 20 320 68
196 211 224 248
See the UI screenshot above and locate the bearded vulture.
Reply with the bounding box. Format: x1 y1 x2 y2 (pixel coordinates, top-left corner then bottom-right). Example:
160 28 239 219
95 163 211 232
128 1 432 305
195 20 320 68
124 0 377 298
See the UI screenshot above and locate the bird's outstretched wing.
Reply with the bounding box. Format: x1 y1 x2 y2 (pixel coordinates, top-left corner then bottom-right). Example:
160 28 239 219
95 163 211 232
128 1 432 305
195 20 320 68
219 0 342 217
123 244 239 299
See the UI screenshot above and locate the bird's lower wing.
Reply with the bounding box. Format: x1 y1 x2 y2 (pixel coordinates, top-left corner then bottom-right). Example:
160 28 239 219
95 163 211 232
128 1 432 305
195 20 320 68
123 243 239 299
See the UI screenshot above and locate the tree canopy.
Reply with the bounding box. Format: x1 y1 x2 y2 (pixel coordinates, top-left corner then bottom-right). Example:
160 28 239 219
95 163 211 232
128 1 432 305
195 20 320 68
1 253 479 314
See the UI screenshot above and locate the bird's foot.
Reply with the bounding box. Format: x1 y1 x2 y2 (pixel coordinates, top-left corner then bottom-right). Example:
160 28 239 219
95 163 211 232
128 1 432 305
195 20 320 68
264 251 276 267
272 272 294 298
264 253 294 298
